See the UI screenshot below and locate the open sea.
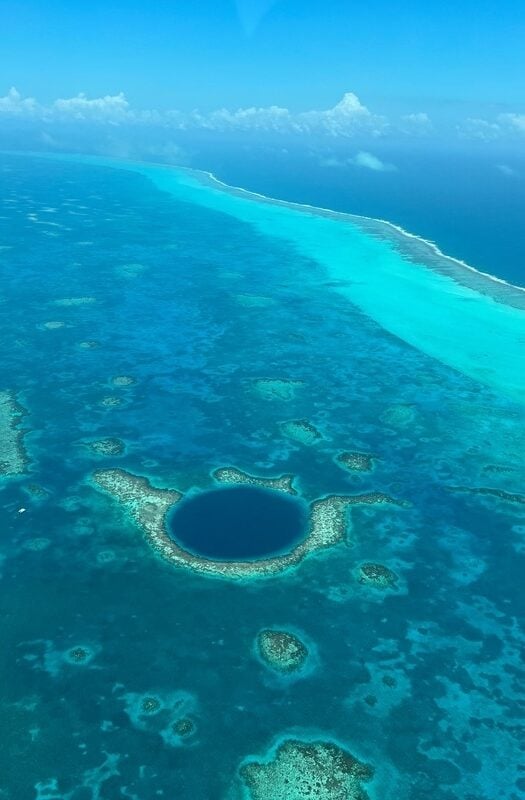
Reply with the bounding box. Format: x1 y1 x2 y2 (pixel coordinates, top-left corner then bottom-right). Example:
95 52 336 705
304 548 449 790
1 152 524 799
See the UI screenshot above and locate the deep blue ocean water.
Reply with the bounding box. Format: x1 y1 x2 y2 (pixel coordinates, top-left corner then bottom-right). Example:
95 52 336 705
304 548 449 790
194 143 525 288
168 487 307 559
0 153 524 799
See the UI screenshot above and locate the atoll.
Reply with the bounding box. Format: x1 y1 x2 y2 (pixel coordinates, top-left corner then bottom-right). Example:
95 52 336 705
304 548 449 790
279 418 323 446
0 390 28 476
358 562 399 589
252 378 304 401
335 451 375 473
239 737 373 800
212 466 297 496
256 629 308 673
92 468 406 580
85 438 125 457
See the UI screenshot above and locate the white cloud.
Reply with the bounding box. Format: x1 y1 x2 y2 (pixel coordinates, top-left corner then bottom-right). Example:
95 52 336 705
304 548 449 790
0 87 39 116
52 92 131 123
498 112 525 134
496 164 519 178
400 112 432 134
181 92 385 137
349 151 397 172
1 85 523 147
461 112 525 141
300 92 386 137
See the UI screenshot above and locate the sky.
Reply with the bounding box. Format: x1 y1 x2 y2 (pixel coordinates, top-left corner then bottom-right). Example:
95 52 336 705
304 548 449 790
0 0 524 150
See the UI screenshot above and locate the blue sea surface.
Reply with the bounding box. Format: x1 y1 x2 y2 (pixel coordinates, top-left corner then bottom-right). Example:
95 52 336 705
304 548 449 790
0 153 524 799
196 144 525 287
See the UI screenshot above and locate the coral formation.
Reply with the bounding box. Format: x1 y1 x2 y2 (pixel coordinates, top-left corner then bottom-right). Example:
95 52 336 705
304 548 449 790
239 737 373 800
22 537 51 552
379 404 416 427
252 378 304 401
85 438 125 457
0 390 28 476
235 293 274 307
212 466 297 496
447 485 525 505
100 396 123 408
171 717 195 738
92 468 406 580
42 320 65 330
279 418 323 445
54 296 96 306
358 562 399 589
64 645 95 665
256 629 308 673
335 451 375 473
111 375 135 387
140 696 162 715
123 689 197 748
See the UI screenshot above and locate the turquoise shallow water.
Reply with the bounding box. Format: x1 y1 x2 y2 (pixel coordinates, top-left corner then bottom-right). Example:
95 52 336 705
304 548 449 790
1 153 525 799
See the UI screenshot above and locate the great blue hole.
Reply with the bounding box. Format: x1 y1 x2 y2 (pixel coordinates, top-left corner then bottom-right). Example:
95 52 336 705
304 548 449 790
167 486 308 561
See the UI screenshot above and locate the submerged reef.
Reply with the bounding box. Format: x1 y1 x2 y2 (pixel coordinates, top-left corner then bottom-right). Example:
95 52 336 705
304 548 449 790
447 485 525 505
358 562 399 589
279 418 323 446
42 320 65 330
235 293 274 307
239 737 373 800
92 468 401 579
335 451 375 473
111 375 136 387
84 438 125 457
252 378 304 401
123 689 197 748
0 390 28 476
100 396 123 408
53 296 96 307
212 466 297 495
256 629 308 673
379 403 416 428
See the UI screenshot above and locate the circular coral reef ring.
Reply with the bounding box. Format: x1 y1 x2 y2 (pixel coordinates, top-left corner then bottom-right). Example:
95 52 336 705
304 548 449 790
237 735 374 800
90 467 407 581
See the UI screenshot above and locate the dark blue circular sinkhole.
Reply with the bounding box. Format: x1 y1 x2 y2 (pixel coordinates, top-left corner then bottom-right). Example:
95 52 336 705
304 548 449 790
168 487 308 561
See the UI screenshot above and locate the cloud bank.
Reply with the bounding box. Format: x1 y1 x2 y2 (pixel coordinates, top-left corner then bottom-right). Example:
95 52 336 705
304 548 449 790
0 86 523 144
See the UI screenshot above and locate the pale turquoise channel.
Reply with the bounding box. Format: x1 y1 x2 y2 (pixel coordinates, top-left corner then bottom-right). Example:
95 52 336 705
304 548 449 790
28 154 525 404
